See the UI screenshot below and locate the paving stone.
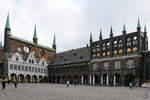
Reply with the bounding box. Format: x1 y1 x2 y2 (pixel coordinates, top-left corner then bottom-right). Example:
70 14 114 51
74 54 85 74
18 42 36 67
0 83 150 100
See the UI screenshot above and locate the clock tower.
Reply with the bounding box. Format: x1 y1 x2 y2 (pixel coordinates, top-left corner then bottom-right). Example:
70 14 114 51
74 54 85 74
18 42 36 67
4 13 11 52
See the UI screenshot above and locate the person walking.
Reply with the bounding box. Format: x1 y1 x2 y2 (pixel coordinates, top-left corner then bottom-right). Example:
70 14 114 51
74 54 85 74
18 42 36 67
14 81 18 88
67 80 70 87
1 79 6 90
129 81 133 89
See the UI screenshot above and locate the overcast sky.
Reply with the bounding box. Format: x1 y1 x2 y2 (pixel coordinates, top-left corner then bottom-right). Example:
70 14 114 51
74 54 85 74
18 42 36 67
0 0 150 52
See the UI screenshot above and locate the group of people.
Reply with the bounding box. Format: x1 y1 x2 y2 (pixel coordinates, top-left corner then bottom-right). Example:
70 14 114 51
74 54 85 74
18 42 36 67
1 79 18 90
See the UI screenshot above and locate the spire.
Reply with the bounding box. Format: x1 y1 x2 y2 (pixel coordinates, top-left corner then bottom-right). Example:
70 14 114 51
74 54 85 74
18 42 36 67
99 29 102 40
5 13 10 29
53 34 56 46
33 25 37 39
122 24 126 34
33 25 38 44
137 17 141 28
110 26 113 37
137 17 141 32
144 25 147 33
90 33 93 42
52 34 56 51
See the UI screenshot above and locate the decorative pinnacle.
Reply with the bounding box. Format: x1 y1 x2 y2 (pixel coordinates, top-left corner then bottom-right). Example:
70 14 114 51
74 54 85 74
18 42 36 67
137 17 141 28
144 25 147 33
123 24 126 32
90 33 93 41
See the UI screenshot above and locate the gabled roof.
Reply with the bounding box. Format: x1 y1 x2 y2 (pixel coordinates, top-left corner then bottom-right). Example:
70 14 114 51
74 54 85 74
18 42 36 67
50 47 90 65
9 34 54 51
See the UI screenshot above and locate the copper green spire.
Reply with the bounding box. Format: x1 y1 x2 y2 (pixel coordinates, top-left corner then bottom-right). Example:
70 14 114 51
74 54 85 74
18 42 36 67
33 25 37 39
123 24 126 32
137 17 141 28
5 13 10 29
144 25 147 33
53 34 56 46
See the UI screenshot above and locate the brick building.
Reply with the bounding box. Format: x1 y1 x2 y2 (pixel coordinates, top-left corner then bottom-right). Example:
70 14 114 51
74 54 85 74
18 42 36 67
0 14 56 82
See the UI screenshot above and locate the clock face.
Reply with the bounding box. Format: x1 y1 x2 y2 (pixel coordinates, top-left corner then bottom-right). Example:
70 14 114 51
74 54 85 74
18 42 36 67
107 51 110 55
133 47 137 52
119 49 123 54
127 48 132 53
97 53 100 56
24 46 29 53
102 52 106 56
113 50 117 54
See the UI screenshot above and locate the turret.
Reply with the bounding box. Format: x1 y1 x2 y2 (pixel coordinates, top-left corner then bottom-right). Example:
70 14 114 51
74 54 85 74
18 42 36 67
137 17 141 32
4 13 11 52
110 26 113 38
33 25 38 44
99 29 102 41
90 33 93 45
122 24 126 34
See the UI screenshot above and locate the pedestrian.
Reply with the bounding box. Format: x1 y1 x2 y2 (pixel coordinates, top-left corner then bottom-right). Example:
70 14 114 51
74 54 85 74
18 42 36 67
1 79 6 90
129 81 133 89
67 80 70 87
74 80 77 87
14 81 18 88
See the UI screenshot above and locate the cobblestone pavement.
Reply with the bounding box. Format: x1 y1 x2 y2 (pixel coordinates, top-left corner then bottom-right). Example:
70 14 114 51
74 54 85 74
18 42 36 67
0 83 150 100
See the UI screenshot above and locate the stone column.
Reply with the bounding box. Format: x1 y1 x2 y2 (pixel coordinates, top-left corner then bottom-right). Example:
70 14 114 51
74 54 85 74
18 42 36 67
93 75 95 85
113 75 116 86
81 75 84 84
38 77 40 83
106 74 109 85
89 75 92 84
30 76 32 83
18 75 20 82
59 77 62 83
101 75 103 85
